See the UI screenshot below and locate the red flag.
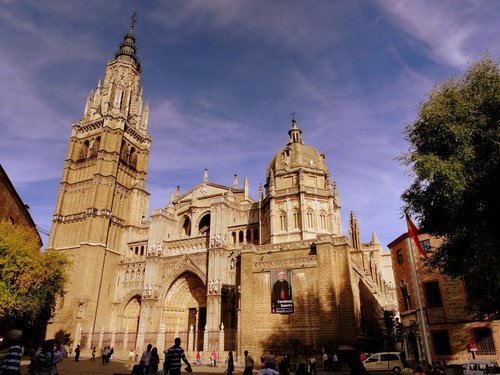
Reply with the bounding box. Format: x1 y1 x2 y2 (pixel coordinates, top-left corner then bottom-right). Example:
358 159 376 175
405 213 429 259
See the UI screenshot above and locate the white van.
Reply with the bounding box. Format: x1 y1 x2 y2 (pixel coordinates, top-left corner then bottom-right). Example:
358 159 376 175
363 352 404 373
462 359 499 375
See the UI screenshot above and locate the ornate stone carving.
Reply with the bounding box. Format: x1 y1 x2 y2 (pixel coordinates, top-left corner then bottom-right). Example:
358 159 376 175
147 243 163 256
210 233 228 248
254 255 317 271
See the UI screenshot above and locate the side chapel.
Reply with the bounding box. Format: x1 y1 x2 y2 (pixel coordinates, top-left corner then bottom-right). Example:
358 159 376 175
46 19 394 358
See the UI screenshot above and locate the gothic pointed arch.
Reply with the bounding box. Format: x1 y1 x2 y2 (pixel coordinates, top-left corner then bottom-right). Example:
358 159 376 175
121 295 141 332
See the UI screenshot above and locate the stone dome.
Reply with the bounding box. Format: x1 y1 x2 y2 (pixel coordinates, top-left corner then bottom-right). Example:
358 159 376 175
266 119 330 178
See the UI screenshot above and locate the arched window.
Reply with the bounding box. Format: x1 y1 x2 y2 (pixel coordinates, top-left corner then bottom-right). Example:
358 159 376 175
232 232 236 244
198 213 211 236
129 147 137 168
130 270 135 279
140 245 144 256
239 231 244 243
307 210 314 228
136 269 141 279
293 209 299 229
80 140 89 160
253 228 259 244
182 217 191 237
320 211 327 230
246 229 252 243
279 211 287 231
124 271 129 281
135 246 139 257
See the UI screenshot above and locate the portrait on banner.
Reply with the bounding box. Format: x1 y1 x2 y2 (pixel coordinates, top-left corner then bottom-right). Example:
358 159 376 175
271 269 294 314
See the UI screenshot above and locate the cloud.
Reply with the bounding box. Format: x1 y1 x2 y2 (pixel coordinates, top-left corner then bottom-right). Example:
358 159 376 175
376 0 499 68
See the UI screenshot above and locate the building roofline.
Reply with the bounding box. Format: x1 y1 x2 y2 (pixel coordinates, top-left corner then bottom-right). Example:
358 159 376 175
0 164 42 245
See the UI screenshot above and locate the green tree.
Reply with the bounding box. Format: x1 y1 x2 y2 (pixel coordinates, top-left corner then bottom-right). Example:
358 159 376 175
0 220 69 328
401 55 500 318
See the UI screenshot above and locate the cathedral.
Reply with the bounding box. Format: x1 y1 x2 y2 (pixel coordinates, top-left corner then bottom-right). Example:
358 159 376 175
46 19 394 359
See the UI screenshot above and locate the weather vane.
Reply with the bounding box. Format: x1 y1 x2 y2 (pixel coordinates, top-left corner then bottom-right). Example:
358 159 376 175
130 11 138 29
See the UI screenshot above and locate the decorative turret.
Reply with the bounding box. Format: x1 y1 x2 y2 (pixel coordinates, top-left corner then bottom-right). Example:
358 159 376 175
233 174 239 189
244 177 249 201
349 211 361 250
287 117 303 145
203 168 209 183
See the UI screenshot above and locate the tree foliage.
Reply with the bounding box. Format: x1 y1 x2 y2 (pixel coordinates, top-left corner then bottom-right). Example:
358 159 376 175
401 55 500 318
0 220 69 327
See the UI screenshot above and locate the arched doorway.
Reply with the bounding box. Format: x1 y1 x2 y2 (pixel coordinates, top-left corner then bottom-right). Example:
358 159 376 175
122 296 141 349
162 272 206 351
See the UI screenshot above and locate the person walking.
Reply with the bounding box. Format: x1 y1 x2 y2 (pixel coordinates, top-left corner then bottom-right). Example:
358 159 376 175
164 338 192 375
150 347 160 375
243 350 255 375
0 329 23 375
140 344 152 374
226 351 234 375
128 349 135 368
211 351 217 367
31 339 67 375
90 347 96 361
74 345 80 362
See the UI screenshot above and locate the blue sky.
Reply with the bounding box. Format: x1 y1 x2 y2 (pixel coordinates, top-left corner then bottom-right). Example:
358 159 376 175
0 0 498 249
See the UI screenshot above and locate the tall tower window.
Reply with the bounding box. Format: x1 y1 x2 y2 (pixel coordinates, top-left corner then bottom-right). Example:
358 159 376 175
306 210 314 228
319 211 327 230
182 217 191 237
293 210 299 229
279 211 287 231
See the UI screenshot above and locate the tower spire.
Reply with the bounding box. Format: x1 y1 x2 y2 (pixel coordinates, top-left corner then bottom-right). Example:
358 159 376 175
114 12 140 69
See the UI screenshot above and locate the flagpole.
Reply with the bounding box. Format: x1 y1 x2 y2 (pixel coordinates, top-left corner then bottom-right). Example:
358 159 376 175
406 236 432 365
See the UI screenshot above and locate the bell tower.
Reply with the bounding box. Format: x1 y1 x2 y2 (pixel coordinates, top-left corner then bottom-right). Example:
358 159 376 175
46 16 151 339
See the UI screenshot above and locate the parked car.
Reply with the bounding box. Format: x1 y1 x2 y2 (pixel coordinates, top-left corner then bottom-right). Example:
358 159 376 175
462 359 499 374
363 352 404 373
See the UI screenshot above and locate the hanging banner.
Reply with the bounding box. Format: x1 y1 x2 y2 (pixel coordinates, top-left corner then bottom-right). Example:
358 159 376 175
271 269 294 314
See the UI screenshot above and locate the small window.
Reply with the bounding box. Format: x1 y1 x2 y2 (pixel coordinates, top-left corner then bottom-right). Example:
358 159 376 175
419 239 431 254
400 284 411 310
431 330 452 354
396 249 403 264
424 281 442 307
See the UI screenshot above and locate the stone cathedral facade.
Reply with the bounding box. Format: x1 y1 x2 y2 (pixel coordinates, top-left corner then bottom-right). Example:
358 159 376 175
46 20 394 359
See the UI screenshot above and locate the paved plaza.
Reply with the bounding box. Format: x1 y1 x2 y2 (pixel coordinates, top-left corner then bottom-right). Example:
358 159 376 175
18 356 353 375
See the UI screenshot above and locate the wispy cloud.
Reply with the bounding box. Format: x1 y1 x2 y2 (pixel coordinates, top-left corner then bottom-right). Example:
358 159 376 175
376 0 499 68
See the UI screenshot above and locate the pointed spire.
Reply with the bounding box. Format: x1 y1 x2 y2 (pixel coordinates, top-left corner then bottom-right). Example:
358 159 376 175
371 232 380 246
259 183 263 201
287 115 303 145
233 174 239 189
83 90 94 119
349 211 361 250
175 186 181 200
203 168 209 183
333 181 340 205
114 12 141 69
244 177 249 200
141 102 149 131
168 192 174 206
